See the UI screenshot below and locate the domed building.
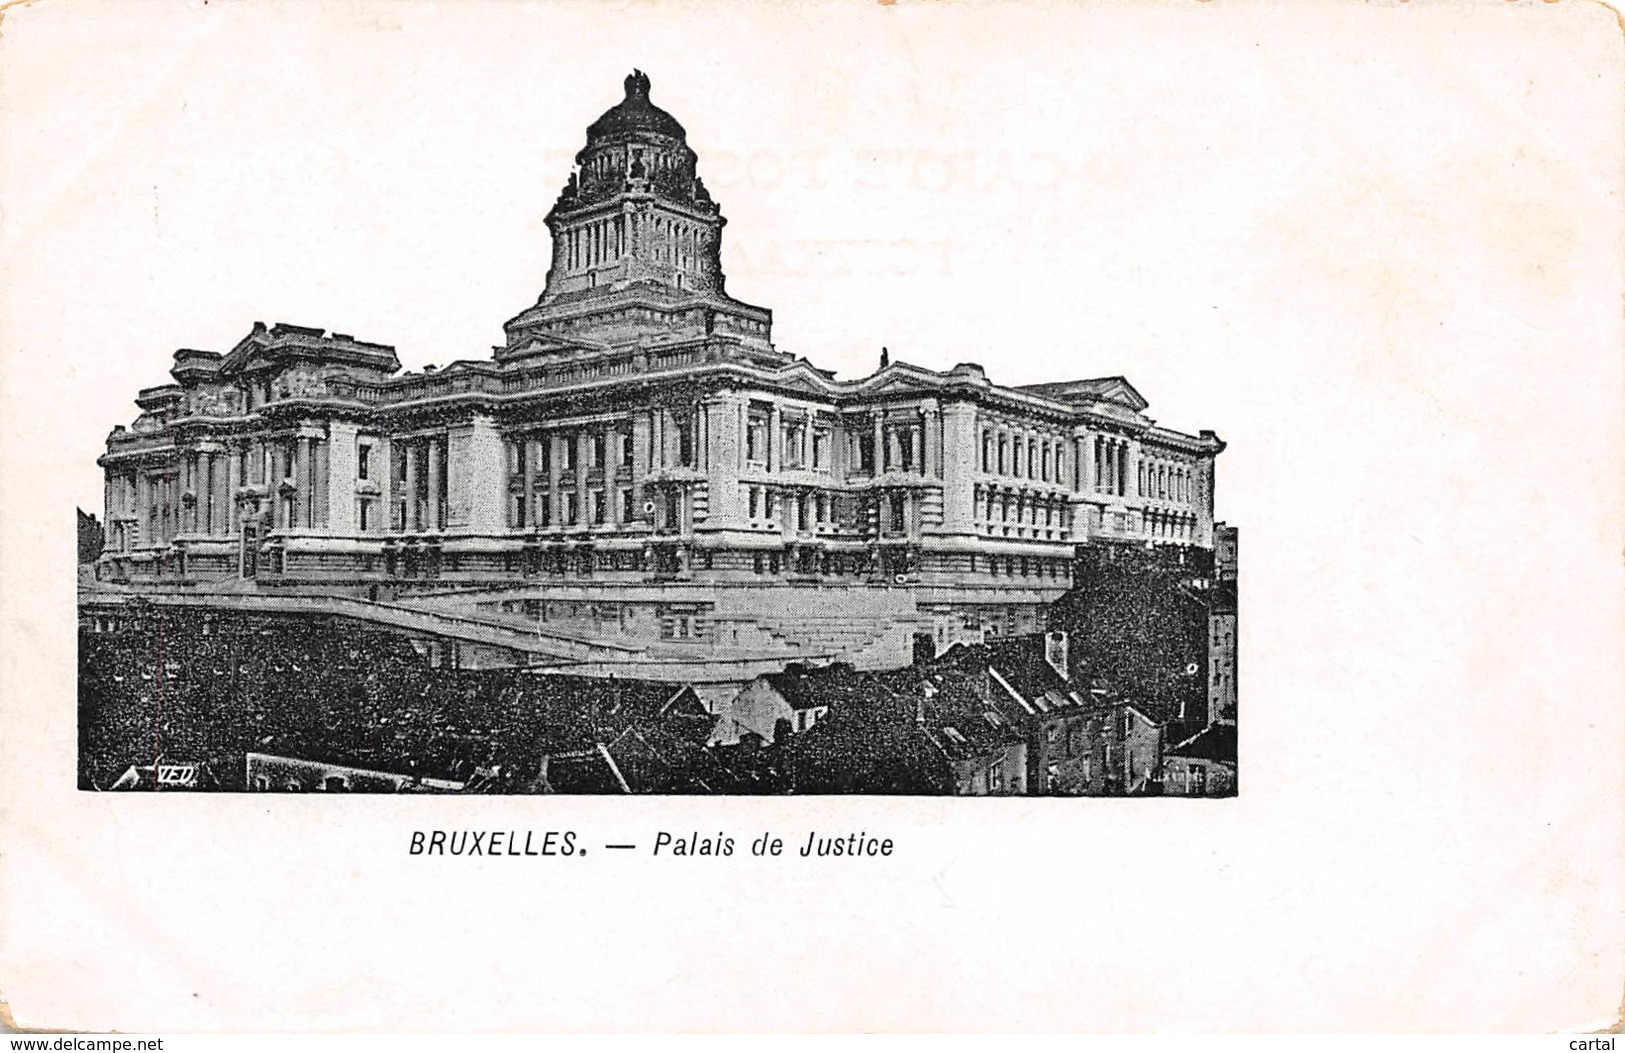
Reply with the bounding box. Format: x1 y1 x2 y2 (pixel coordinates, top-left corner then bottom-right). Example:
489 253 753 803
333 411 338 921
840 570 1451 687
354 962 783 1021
91 72 1227 676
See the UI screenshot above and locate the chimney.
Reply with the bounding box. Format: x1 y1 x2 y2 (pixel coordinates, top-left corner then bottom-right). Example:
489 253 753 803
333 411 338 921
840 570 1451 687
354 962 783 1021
1044 630 1069 682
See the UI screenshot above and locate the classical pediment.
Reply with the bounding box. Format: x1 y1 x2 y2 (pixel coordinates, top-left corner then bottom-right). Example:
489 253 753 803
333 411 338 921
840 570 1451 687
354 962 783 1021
765 361 842 397
850 366 943 398
1017 376 1150 412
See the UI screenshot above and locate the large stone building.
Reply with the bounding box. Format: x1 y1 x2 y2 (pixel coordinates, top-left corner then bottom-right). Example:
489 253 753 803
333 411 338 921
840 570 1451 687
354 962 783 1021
93 71 1227 674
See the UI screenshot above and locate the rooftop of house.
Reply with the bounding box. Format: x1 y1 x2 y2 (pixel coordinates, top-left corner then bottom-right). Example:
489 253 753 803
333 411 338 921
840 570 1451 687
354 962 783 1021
1167 721 1237 765
759 663 870 711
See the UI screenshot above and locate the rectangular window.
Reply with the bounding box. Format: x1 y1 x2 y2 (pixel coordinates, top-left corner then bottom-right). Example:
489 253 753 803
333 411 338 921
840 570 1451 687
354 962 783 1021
592 490 606 525
997 436 1008 475
746 418 767 463
619 432 633 468
785 423 806 468
590 434 606 469
620 488 634 522
858 432 875 473
358 500 372 532
748 487 760 520
562 438 578 473
357 444 372 481
677 420 695 467
564 492 578 524
513 495 527 529
812 429 830 469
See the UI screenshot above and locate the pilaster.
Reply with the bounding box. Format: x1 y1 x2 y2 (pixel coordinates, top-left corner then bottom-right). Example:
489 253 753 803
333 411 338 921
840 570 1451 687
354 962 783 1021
702 390 743 529
327 421 360 536
939 402 978 536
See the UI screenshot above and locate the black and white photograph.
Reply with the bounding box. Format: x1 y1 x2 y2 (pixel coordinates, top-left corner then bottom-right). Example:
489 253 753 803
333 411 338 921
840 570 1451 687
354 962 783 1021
3 0 1622 1036
76 65 1240 798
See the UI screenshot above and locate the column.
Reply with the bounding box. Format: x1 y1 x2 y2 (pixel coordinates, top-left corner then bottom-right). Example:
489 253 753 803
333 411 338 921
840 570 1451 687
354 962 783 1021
405 441 421 531
631 416 651 501
206 451 222 536
212 452 227 534
768 402 781 473
426 434 443 531
182 454 196 534
608 437 622 527
314 439 329 529
548 432 564 526
872 414 885 474
299 435 313 526
375 437 392 535
266 445 281 529
576 431 591 527
224 443 240 536
287 438 304 529
522 434 537 530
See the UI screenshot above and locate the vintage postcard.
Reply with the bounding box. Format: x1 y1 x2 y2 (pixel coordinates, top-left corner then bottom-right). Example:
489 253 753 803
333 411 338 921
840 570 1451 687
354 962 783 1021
1 0 1621 1034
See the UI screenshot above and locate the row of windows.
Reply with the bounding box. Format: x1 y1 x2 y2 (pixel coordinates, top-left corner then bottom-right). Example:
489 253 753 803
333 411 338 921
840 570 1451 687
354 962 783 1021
503 424 695 480
980 492 1070 528
981 429 1066 483
743 417 931 476
508 488 678 530
968 554 1070 580
1140 460 1194 503
745 416 835 470
566 215 624 272
745 486 840 529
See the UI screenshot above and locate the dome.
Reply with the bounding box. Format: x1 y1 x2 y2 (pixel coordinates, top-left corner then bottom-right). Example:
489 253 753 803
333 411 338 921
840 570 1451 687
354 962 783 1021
585 70 686 142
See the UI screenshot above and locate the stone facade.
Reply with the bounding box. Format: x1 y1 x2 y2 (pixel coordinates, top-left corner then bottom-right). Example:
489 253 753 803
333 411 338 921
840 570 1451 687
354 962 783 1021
95 72 1227 671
